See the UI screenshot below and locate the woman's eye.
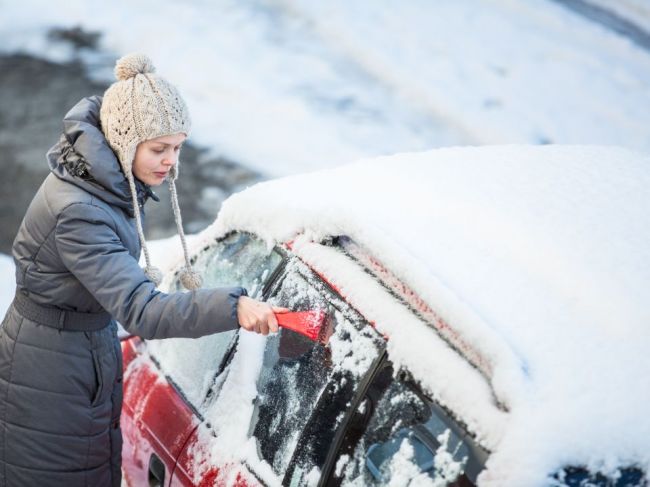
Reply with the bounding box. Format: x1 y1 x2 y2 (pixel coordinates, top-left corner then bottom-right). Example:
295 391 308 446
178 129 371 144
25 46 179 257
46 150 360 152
152 148 165 154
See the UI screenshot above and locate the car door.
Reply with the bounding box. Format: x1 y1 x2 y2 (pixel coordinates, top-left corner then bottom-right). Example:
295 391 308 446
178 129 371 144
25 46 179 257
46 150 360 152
122 336 199 487
121 232 284 487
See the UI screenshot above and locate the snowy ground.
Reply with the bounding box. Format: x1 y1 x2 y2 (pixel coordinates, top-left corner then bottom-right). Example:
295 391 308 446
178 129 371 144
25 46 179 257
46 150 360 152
1 1 649 178
0 255 15 316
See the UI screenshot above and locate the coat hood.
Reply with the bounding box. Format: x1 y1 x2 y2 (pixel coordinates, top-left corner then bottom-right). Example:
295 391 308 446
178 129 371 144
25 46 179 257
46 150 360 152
47 96 158 216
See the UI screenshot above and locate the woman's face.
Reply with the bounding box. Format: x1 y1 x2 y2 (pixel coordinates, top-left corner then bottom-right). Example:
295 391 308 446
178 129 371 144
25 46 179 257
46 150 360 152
133 133 187 186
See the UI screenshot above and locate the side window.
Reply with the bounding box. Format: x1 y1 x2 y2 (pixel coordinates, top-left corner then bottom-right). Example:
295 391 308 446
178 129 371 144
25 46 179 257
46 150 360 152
147 232 284 411
331 363 487 486
247 260 385 484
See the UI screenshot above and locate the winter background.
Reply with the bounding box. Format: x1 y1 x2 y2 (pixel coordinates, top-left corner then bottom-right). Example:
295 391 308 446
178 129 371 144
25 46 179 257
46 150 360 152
1 0 649 315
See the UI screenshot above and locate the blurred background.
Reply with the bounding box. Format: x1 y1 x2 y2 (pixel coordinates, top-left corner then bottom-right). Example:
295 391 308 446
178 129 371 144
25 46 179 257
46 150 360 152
1 0 649 288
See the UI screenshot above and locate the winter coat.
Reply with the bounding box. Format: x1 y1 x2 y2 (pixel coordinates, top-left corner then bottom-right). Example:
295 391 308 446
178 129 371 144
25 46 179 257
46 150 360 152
0 96 246 487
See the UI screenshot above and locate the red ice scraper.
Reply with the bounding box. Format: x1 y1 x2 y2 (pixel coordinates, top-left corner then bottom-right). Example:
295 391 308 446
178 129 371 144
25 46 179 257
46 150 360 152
275 310 328 343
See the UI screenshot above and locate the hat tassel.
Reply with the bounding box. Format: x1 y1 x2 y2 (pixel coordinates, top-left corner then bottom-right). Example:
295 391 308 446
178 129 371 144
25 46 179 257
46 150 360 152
168 174 203 290
127 173 163 286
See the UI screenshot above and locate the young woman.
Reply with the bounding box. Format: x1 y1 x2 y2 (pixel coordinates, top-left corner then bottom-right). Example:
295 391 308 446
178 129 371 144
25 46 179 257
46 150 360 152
0 53 282 487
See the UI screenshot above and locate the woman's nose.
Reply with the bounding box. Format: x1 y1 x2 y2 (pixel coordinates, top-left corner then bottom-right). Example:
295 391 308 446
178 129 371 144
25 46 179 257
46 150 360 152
161 156 177 167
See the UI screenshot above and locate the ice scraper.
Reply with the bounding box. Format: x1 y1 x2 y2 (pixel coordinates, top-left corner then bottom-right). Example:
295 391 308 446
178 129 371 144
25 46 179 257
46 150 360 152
275 310 328 343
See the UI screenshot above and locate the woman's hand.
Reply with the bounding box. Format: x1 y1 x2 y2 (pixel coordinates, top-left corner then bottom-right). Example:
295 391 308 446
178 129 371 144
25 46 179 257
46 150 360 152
236 296 289 335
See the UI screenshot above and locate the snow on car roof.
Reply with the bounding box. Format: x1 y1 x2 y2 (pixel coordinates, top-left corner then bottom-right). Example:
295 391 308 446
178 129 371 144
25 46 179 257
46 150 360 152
205 144 650 483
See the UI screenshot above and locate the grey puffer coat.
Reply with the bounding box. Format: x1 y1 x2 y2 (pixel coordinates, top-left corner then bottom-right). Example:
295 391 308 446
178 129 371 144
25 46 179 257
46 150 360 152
0 96 246 487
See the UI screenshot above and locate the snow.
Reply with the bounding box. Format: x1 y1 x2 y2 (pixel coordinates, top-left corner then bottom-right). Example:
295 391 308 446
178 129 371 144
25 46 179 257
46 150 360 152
386 440 435 487
146 330 237 409
585 0 650 32
141 234 199 277
335 455 350 478
203 144 650 484
0 254 16 317
433 430 467 484
192 330 282 486
303 466 321 487
286 239 508 449
1 1 650 177
287 1 650 151
328 309 379 379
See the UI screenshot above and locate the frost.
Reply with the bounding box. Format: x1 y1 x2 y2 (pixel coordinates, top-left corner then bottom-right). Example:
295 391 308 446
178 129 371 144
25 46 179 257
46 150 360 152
146 330 236 410
335 455 350 478
385 440 434 487
304 466 321 487
357 399 367 415
329 312 379 378
336 411 345 425
248 263 384 480
432 430 466 485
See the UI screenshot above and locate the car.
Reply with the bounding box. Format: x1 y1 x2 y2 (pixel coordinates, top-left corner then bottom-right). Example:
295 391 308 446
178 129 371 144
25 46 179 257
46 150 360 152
120 145 650 487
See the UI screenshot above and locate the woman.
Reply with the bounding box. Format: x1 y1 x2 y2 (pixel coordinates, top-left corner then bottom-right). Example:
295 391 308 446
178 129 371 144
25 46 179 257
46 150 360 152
0 53 282 487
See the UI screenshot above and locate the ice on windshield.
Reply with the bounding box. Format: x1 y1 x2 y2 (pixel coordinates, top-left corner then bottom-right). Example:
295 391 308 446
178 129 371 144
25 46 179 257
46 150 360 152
147 232 283 410
250 259 383 481
183 232 283 298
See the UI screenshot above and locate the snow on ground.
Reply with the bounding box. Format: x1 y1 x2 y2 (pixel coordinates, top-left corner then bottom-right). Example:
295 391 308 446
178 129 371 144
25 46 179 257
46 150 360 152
1 1 649 177
206 144 650 484
0 254 16 317
288 1 650 150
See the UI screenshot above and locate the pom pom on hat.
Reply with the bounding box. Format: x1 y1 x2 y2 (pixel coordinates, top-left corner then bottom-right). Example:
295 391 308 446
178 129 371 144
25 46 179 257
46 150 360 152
114 53 156 81
179 267 203 290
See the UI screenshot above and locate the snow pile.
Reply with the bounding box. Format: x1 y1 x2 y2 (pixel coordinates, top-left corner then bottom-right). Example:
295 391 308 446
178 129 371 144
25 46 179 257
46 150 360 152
206 144 650 484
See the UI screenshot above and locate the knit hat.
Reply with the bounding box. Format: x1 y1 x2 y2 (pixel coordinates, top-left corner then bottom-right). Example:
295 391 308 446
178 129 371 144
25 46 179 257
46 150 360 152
100 53 202 290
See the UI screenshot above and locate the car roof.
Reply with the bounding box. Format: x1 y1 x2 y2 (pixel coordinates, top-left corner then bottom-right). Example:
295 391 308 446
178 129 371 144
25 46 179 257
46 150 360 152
201 144 650 483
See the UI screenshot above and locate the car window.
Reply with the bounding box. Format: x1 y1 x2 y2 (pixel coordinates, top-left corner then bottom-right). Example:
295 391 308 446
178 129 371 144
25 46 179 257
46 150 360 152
331 363 487 486
248 260 385 484
147 232 284 411
551 466 646 486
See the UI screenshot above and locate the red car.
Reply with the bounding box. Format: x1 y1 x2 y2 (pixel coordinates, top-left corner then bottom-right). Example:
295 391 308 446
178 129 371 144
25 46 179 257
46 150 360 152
121 231 489 486
121 146 649 487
